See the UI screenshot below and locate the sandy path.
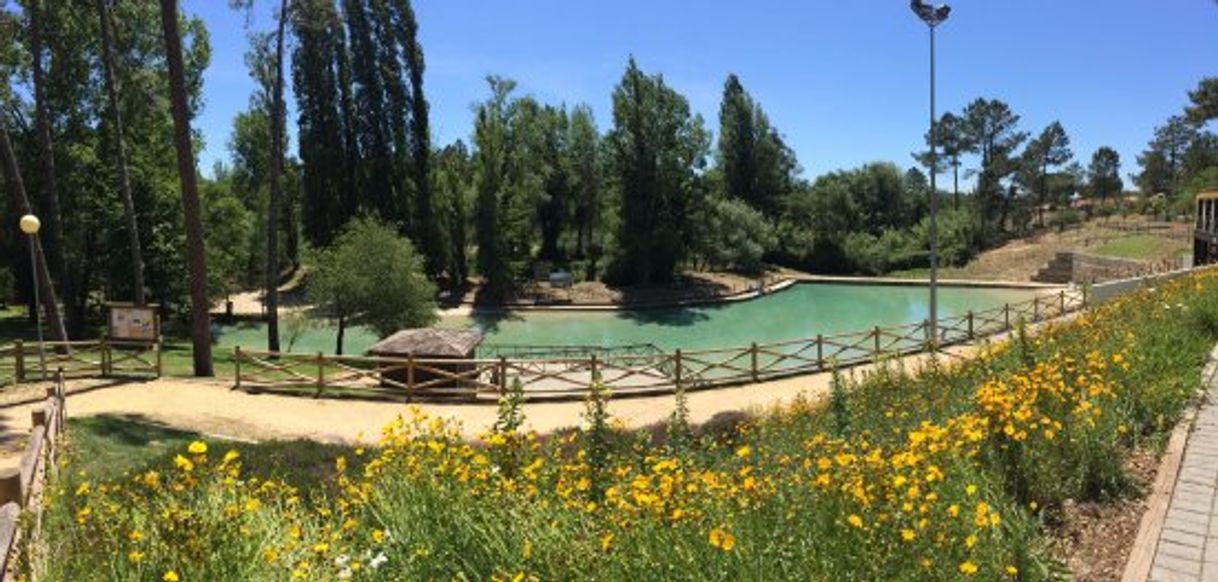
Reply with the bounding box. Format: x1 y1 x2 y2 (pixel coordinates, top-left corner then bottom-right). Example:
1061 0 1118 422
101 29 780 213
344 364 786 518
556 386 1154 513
0 343 984 449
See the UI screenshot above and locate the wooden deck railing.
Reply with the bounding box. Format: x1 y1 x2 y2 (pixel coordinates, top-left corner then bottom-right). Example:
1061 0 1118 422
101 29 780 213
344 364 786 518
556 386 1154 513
234 289 1087 402
0 338 162 387
0 370 66 578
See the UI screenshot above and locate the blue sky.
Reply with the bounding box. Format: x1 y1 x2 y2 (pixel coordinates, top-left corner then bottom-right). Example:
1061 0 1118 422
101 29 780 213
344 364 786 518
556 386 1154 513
185 1 1218 185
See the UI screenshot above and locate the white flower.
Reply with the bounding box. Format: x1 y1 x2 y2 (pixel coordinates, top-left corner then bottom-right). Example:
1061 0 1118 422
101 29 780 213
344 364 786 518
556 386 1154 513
338 567 353 580
370 552 389 569
334 554 350 567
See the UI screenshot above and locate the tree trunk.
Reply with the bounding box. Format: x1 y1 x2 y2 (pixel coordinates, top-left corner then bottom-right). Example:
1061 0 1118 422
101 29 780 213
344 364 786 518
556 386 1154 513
335 314 345 356
159 0 213 376
96 0 147 306
28 0 70 327
952 160 959 210
1037 163 1047 229
0 127 68 344
265 0 289 353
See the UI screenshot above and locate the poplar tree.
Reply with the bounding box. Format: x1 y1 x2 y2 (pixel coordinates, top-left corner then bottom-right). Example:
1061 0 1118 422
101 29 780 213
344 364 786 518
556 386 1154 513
717 74 796 216
292 0 352 247
608 59 709 284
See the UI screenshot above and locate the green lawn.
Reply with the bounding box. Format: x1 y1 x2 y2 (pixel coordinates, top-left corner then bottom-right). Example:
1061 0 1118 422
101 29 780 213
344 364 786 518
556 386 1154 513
1091 234 1189 261
66 415 356 492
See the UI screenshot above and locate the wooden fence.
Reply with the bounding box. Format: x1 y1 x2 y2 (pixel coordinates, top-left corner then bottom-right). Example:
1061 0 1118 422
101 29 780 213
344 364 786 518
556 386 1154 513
0 370 66 579
0 338 162 387
234 289 1086 402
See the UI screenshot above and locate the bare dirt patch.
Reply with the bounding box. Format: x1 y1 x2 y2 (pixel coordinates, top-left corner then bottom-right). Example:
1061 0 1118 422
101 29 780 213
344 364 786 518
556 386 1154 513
1050 447 1159 582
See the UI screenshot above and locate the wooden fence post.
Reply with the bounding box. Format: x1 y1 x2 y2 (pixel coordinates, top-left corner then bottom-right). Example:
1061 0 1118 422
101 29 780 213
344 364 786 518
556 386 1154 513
1004 304 1011 330
674 349 683 386
234 346 242 390
155 336 163 377
750 343 759 382
497 356 507 394
31 408 45 428
1033 297 1040 321
967 311 975 340
816 335 824 370
316 352 326 397
100 336 110 377
1059 290 1066 316
14 340 23 383
408 355 417 394
873 326 882 356
590 354 599 384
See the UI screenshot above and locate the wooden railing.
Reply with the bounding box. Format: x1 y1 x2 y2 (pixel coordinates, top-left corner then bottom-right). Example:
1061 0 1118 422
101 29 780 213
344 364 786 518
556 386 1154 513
0 338 162 387
0 370 66 578
234 289 1086 402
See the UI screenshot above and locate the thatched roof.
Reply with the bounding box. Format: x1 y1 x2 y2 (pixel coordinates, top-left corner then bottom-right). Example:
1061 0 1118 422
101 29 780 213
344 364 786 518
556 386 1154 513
367 328 484 357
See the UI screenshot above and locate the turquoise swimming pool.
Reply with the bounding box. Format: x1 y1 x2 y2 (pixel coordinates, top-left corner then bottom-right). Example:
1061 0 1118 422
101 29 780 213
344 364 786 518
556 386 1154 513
216 283 1041 356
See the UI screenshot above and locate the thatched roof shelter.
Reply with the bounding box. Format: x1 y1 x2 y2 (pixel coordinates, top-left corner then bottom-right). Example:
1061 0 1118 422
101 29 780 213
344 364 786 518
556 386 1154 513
367 328 484 358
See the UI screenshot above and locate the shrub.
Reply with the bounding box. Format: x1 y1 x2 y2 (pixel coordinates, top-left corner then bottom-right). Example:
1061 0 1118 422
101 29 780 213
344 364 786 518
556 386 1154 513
690 196 776 274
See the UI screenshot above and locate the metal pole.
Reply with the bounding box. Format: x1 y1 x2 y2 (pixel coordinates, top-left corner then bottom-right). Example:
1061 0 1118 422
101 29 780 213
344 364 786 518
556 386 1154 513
28 236 46 380
927 23 940 350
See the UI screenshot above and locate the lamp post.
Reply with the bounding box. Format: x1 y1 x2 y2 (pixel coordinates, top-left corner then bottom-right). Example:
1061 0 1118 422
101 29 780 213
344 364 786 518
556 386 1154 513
910 0 950 348
19 214 46 379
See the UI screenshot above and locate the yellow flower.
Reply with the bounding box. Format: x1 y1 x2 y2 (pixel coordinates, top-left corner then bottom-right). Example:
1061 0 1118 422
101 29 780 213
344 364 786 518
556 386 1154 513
901 529 916 542
709 528 736 551
128 530 144 542
736 445 751 459
965 484 977 496
163 572 180 582
1006 565 1019 576
142 471 161 488
959 561 978 575
127 551 144 563
600 532 615 552
847 514 864 528
173 455 194 472
187 441 207 455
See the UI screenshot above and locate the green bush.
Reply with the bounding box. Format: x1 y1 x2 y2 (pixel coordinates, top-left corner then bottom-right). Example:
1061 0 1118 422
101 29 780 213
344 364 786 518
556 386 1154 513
690 196 776 274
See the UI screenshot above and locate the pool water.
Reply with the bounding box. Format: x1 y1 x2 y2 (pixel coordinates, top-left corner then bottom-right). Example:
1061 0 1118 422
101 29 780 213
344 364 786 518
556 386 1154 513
216 283 1039 356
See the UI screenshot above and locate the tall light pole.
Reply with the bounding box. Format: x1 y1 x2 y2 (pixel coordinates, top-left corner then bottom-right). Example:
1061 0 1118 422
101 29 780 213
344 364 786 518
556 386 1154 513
911 0 950 348
19 214 46 379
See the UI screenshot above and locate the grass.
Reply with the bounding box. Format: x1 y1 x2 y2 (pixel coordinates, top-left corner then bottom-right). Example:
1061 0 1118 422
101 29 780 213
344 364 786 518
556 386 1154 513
65 415 358 492
1090 234 1189 261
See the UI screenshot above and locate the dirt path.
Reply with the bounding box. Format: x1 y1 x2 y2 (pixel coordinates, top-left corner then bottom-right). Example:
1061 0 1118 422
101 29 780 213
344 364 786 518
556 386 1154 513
0 342 988 450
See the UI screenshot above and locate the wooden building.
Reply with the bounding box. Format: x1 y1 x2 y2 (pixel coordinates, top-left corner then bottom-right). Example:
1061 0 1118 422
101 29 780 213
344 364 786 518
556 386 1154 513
1197 191 1218 267
367 328 484 389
